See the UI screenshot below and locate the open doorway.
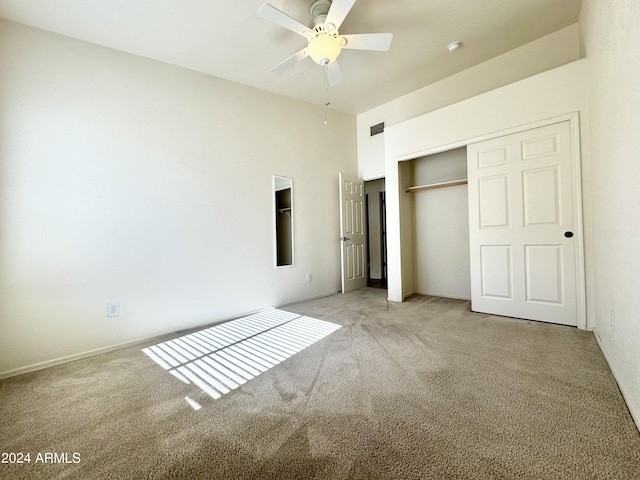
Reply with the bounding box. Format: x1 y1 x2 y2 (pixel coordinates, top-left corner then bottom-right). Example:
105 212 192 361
365 178 387 289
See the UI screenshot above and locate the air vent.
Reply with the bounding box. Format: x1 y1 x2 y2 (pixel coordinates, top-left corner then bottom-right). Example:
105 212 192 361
370 122 384 136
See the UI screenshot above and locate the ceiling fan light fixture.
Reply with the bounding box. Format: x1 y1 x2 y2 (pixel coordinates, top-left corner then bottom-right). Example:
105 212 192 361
307 34 342 65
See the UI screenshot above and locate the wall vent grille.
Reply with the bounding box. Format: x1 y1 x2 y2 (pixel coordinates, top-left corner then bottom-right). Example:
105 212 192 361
370 122 385 136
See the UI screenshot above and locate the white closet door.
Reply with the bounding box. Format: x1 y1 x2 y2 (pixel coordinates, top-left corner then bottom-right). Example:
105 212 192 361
467 121 577 326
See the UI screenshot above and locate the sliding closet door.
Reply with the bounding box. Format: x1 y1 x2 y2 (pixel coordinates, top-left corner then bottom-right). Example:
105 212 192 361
467 121 577 326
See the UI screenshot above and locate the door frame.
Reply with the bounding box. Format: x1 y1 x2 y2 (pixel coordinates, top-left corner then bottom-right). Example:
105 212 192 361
392 112 586 329
379 190 387 287
365 193 371 284
364 181 388 289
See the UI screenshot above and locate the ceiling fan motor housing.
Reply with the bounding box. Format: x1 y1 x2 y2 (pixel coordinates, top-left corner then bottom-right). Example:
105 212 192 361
310 0 332 25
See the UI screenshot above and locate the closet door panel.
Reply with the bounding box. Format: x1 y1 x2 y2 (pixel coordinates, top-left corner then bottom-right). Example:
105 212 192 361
467 121 577 326
479 245 512 299
478 174 510 229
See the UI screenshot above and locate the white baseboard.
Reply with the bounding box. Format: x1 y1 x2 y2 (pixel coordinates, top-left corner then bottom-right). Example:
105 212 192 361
0 336 157 380
415 290 471 301
593 327 640 433
0 307 267 380
276 290 340 308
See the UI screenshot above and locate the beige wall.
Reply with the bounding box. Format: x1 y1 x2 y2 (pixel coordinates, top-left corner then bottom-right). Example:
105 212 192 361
0 20 357 376
580 0 640 428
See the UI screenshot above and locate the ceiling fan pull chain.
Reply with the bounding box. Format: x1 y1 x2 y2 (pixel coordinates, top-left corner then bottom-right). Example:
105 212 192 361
324 63 330 125
324 64 330 107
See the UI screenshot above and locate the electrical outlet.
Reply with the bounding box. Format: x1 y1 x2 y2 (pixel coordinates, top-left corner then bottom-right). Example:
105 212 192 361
610 310 615 331
306 273 312 282
107 302 119 317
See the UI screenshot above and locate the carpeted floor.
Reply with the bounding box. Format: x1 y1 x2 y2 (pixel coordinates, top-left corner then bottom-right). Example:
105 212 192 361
1 289 639 479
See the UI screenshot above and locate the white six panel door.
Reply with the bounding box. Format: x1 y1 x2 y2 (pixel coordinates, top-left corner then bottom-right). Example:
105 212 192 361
467 121 577 326
339 173 367 293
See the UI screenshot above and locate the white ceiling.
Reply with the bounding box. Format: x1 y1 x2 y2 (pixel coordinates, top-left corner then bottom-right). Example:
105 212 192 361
0 0 582 114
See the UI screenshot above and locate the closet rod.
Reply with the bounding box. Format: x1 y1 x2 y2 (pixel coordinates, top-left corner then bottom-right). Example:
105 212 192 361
405 179 467 194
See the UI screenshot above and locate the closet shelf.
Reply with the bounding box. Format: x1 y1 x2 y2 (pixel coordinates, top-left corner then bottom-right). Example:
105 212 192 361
406 179 468 194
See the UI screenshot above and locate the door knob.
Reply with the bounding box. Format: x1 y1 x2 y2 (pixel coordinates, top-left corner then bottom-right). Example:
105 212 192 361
564 231 574 238
340 236 351 241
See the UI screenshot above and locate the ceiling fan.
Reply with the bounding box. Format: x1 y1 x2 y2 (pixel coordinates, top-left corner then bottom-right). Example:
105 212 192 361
257 0 393 86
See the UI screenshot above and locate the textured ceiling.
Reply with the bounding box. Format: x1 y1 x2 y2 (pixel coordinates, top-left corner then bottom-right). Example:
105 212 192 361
0 0 583 114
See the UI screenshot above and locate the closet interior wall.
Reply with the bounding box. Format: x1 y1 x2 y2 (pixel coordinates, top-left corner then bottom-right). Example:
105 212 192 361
409 147 471 300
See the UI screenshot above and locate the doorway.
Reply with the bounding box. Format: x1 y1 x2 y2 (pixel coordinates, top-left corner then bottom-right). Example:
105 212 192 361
365 178 387 289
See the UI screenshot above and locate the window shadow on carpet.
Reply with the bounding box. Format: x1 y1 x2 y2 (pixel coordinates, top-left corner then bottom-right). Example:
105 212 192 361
142 309 341 408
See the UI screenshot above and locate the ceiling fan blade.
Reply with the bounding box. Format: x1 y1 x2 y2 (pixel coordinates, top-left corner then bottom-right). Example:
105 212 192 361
341 33 393 51
325 0 356 30
271 48 309 74
327 60 344 86
257 3 312 38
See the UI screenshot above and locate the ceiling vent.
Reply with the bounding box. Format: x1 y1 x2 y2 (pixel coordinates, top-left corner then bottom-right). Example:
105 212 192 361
370 122 385 136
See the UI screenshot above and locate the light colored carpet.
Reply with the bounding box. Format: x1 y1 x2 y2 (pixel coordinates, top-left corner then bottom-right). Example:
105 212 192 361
141 308 342 401
1 289 639 479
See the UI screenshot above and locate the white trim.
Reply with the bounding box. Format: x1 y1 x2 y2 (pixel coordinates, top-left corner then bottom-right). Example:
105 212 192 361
362 173 386 182
569 113 587 331
415 291 471 301
0 338 153 379
339 172 347 292
393 112 579 163
276 290 340 308
593 328 640 433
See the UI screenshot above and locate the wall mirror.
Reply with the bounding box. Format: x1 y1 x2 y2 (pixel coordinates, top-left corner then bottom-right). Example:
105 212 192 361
273 176 294 268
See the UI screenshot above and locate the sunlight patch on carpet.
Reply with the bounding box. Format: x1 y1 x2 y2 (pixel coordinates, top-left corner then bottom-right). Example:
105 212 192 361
142 308 341 401
185 396 202 410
